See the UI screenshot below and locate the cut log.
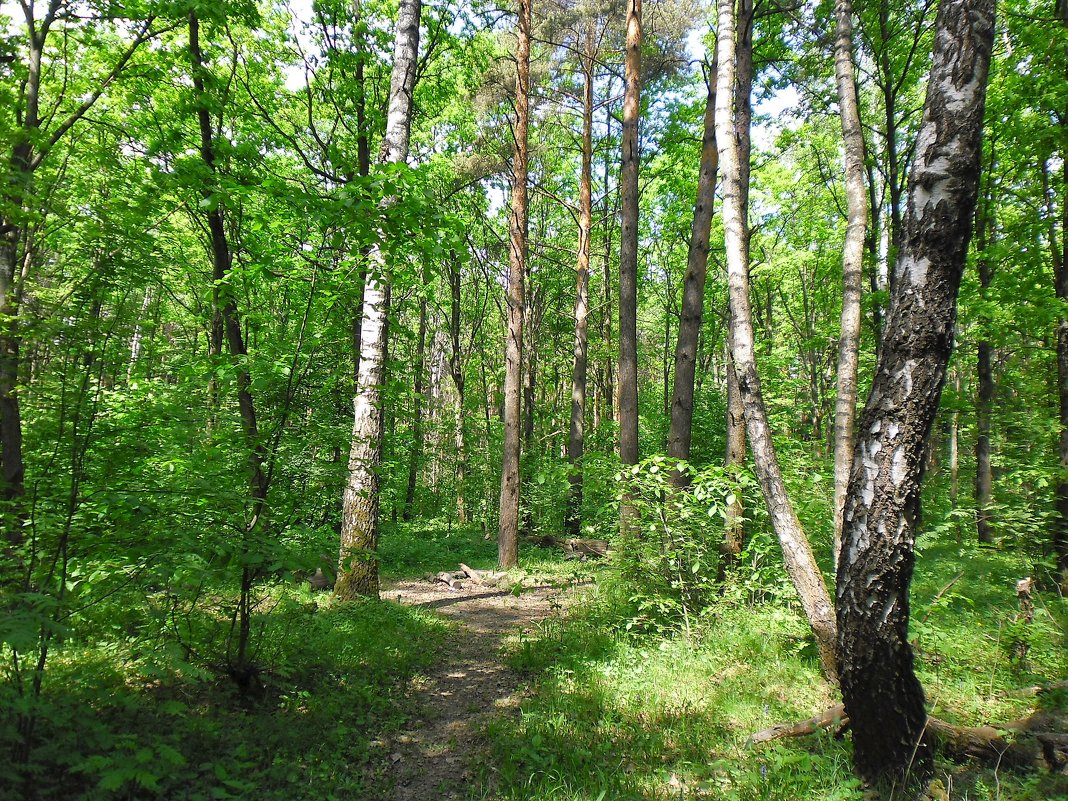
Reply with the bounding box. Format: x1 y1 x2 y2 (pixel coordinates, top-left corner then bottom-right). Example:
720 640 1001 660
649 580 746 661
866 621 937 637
563 538 610 558
459 563 483 584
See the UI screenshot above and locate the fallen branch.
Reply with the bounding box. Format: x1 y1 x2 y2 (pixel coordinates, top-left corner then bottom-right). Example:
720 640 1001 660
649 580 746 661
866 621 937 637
748 705 1068 772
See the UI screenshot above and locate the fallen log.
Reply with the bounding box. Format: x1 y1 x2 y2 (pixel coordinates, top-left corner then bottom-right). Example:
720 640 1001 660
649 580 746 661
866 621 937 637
563 538 610 558
748 704 1068 772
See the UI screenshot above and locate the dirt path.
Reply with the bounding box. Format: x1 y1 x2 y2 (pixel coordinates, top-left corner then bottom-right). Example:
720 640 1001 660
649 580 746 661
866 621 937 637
378 577 575 801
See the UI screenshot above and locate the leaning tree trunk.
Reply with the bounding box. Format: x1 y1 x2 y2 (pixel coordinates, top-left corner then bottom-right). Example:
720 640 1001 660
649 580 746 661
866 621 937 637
498 0 531 570
667 51 719 482
715 0 839 682
565 24 595 539
836 0 995 784
336 0 421 600
618 0 642 499
831 0 868 560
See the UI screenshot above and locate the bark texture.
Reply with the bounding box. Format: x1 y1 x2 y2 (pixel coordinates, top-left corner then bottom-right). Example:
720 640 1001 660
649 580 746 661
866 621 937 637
667 53 718 476
498 0 531 570
836 0 995 783
715 0 838 682
618 0 641 472
336 0 421 600
832 0 868 558
1052 2 1068 586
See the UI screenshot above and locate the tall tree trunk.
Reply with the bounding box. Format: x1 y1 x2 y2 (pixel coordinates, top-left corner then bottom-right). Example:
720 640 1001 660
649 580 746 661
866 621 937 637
974 171 995 544
403 294 428 521
723 0 755 560
618 0 642 534
1045 5 1068 579
837 0 994 782
349 0 371 384
499 0 530 570
336 0 422 599
190 12 270 685
832 0 868 561
667 52 719 480
447 256 468 525
566 26 595 538
715 0 838 682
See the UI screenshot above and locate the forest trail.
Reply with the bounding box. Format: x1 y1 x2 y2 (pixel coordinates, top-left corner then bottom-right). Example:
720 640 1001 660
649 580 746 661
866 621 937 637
379 576 577 801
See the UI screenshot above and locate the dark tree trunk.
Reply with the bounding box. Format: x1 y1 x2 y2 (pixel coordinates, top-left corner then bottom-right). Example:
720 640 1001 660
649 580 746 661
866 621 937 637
974 149 996 544
447 255 468 525
618 0 641 475
403 294 428 521
499 0 530 570
836 0 995 783
566 26 595 539
667 52 718 479
336 0 422 599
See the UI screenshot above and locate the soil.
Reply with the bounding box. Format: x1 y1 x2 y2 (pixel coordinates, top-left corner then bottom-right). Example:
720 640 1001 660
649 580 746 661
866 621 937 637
375 576 577 801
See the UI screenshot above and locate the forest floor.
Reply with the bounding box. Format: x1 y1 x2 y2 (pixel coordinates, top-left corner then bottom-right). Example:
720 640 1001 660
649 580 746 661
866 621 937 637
378 576 580 801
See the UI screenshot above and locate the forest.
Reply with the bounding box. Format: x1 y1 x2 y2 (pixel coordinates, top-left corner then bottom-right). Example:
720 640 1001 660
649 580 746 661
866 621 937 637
0 0 1066 798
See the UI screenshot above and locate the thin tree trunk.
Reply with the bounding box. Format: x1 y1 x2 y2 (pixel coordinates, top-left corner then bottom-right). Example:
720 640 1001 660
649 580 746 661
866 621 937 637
498 0 530 570
837 0 994 782
715 0 838 682
618 0 641 466
447 256 468 525
832 0 868 561
667 52 719 480
723 0 754 561
403 294 428 521
974 240 995 544
350 0 371 383
127 287 153 382
618 0 642 535
336 0 422 599
190 12 270 685
566 26 595 538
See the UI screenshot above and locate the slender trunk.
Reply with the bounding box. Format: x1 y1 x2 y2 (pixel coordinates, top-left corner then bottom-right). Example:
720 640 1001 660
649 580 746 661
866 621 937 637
127 287 153 382
498 0 530 570
566 28 595 538
837 0 994 782
1045 60 1068 582
619 0 641 474
950 368 960 521
723 0 754 560
350 0 371 383
603 102 616 429
190 13 270 687
403 295 428 521
716 0 838 682
447 256 468 525
667 52 719 480
974 285 995 544
832 0 868 561
336 0 422 599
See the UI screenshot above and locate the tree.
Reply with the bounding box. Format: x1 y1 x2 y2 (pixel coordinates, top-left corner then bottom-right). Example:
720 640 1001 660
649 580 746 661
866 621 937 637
715 0 838 681
335 0 423 600
618 0 642 485
667 52 719 481
836 0 995 782
831 0 868 558
498 0 531 570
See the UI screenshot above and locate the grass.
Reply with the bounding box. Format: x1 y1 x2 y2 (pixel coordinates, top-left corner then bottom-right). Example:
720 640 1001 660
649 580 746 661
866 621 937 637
3 503 1066 801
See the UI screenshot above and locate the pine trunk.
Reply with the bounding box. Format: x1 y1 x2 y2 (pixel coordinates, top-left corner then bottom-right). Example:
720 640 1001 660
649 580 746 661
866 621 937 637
566 28 595 539
836 0 995 782
498 0 530 570
667 52 718 479
618 0 641 476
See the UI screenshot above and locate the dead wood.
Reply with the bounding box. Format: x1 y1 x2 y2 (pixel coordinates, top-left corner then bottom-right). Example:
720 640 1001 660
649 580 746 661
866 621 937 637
747 704 846 745
748 704 1068 772
563 538 610 558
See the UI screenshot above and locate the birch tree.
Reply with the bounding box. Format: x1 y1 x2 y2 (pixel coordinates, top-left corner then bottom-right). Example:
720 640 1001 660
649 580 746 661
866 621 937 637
335 0 422 599
836 0 995 781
